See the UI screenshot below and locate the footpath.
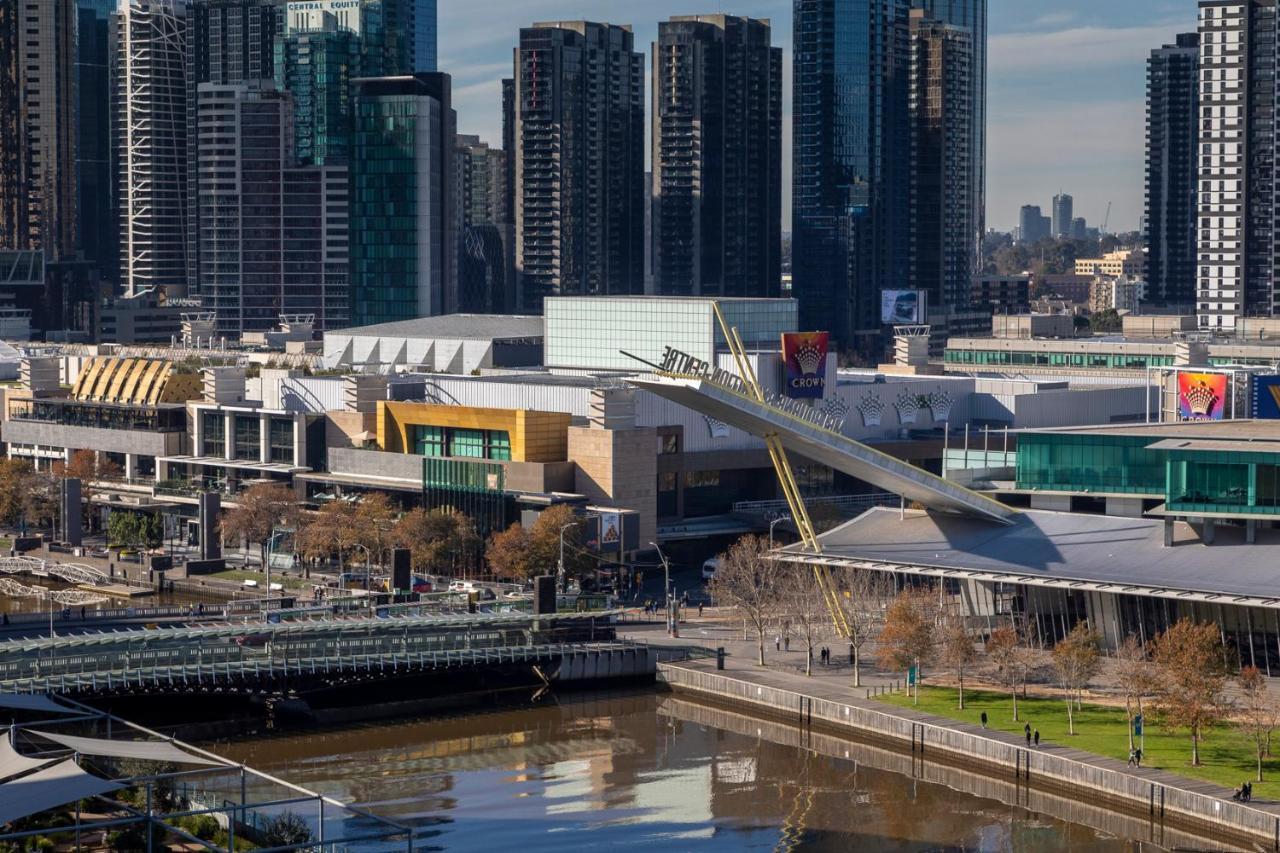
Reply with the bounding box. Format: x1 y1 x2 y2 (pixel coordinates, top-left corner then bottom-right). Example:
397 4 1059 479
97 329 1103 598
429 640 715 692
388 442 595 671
622 618 1280 848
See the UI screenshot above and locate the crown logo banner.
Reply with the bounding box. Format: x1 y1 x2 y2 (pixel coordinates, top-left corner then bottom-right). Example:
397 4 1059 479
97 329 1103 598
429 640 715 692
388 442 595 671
781 332 830 400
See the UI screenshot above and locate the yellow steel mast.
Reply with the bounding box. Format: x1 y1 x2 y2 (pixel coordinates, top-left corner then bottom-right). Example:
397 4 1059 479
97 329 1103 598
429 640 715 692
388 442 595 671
709 303 851 640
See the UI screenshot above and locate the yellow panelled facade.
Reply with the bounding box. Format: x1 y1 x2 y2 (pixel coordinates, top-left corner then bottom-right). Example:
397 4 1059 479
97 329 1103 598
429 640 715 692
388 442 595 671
69 358 203 405
377 401 570 463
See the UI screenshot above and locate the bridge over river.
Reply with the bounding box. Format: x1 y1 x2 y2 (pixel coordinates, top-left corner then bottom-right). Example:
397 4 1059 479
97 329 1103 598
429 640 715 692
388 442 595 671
0 611 657 697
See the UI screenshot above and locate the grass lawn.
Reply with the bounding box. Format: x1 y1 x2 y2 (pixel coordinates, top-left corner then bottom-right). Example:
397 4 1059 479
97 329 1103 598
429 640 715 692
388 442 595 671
208 570 313 591
878 685 1279 799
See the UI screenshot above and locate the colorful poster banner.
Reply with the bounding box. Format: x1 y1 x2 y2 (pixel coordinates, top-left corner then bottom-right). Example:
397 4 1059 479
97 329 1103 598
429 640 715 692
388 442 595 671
1177 373 1228 421
781 332 830 399
598 511 622 552
1253 376 1280 419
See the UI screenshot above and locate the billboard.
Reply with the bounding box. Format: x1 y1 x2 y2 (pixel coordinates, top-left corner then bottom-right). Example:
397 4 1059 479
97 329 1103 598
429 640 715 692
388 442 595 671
1177 373 1228 421
881 290 926 325
598 511 622 552
1253 375 1280 419
781 332 830 399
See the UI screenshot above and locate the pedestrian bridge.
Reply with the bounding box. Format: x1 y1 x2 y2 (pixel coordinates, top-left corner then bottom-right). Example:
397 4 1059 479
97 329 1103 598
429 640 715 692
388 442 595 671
0 612 645 695
631 374 1017 525
0 555 110 586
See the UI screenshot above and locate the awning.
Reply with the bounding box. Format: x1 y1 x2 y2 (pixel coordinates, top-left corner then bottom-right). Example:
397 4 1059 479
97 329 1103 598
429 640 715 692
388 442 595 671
0 736 55 782
28 731 227 767
0 694 78 715
0 760 123 825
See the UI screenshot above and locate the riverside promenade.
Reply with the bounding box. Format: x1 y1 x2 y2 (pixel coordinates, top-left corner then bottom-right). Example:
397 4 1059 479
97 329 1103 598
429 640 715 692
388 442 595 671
624 619 1280 849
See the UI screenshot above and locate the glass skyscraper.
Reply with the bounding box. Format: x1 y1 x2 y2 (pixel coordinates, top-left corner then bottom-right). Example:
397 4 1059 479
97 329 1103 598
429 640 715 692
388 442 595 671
275 19 361 166
415 0 436 71
792 0 910 349
350 73 455 325
76 0 117 282
1145 33 1199 308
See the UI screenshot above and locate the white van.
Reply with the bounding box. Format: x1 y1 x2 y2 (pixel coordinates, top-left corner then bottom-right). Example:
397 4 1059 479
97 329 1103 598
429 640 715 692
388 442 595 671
701 558 721 581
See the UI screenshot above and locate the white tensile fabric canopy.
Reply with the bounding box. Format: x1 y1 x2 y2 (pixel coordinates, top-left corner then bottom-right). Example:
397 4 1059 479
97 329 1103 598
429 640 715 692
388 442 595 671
28 731 226 767
0 736 55 782
0 695 78 715
0 760 123 825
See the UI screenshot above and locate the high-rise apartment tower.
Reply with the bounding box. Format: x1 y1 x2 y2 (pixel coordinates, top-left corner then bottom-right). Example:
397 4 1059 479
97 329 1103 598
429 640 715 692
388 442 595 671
513 21 645 312
652 15 783 298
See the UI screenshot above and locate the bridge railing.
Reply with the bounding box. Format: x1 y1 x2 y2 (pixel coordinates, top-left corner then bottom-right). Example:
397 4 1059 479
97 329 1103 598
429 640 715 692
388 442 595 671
0 613 618 686
2 639 645 694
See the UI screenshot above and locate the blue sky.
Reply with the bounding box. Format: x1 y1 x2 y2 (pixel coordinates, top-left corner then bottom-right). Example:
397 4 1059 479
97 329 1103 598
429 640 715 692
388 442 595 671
441 0 1197 233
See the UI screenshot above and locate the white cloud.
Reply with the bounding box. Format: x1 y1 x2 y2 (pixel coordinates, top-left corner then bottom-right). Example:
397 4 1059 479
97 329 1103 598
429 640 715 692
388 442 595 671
990 21 1188 73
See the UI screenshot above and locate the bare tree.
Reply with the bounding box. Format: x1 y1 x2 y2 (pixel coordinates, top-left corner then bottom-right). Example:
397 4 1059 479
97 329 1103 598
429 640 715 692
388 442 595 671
1150 619 1229 767
1237 666 1277 782
876 587 938 704
707 535 782 666
986 625 1033 722
939 616 978 710
835 569 893 687
1113 635 1154 752
778 565 829 677
1051 622 1101 735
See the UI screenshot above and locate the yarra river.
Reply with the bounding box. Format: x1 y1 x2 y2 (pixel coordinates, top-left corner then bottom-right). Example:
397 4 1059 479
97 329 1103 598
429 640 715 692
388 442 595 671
213 690 1202 852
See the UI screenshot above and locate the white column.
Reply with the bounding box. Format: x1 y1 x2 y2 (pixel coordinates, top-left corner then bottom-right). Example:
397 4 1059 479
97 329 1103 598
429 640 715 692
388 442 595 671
124 454 136 481
259 413 271 464
224 412 235 461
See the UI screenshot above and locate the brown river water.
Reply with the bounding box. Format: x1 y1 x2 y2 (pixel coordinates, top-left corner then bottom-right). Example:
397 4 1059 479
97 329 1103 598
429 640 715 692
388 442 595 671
211 690 1198 852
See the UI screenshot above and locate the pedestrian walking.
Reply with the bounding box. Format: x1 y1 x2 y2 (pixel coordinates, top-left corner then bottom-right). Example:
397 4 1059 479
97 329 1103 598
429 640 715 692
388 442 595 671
1024 724 1031 747
775 635 781 652
1126 749 1136 767
784 636 790 652
1034 730 1040 748
1134 748 1142 767
698 603 704 617
980 712 988 730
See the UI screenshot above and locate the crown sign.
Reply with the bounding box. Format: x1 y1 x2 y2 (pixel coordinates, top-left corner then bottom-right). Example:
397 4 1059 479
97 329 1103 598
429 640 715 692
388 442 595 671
1183 381 1220 418
794 344 824 376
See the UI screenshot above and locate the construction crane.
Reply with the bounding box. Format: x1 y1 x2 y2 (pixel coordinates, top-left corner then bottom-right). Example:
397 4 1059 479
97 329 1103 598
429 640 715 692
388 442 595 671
1101 201 1112 235
709 303 853 642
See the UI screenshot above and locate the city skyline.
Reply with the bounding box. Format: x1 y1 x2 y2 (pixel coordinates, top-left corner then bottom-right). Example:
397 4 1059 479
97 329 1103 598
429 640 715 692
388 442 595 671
444 0 1195 234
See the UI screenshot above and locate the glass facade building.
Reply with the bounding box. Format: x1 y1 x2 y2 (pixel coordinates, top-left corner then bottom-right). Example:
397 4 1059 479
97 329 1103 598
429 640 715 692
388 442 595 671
1145 33 1199 308
76 0 118 284
275 23 361 166
350 73 455 325
543 296 798 371
413 0 435 72
1016 431 1280 517
792 0 911 348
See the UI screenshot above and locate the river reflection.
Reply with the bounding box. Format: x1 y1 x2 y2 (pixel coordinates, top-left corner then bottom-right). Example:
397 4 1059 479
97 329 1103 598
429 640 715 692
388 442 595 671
214 691 1168 852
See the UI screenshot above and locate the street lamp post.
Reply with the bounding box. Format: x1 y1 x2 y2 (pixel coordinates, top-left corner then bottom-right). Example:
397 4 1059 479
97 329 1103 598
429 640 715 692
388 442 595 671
649 541 672 636
557 522 577 593
768 516 791 550
354 543 373 609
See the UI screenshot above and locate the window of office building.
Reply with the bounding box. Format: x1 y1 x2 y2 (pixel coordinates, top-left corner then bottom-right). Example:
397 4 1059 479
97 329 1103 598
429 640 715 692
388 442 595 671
269 419 295 464
202 412 226 458
413 425 446 457
234 416 261 461
412 425 511 461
